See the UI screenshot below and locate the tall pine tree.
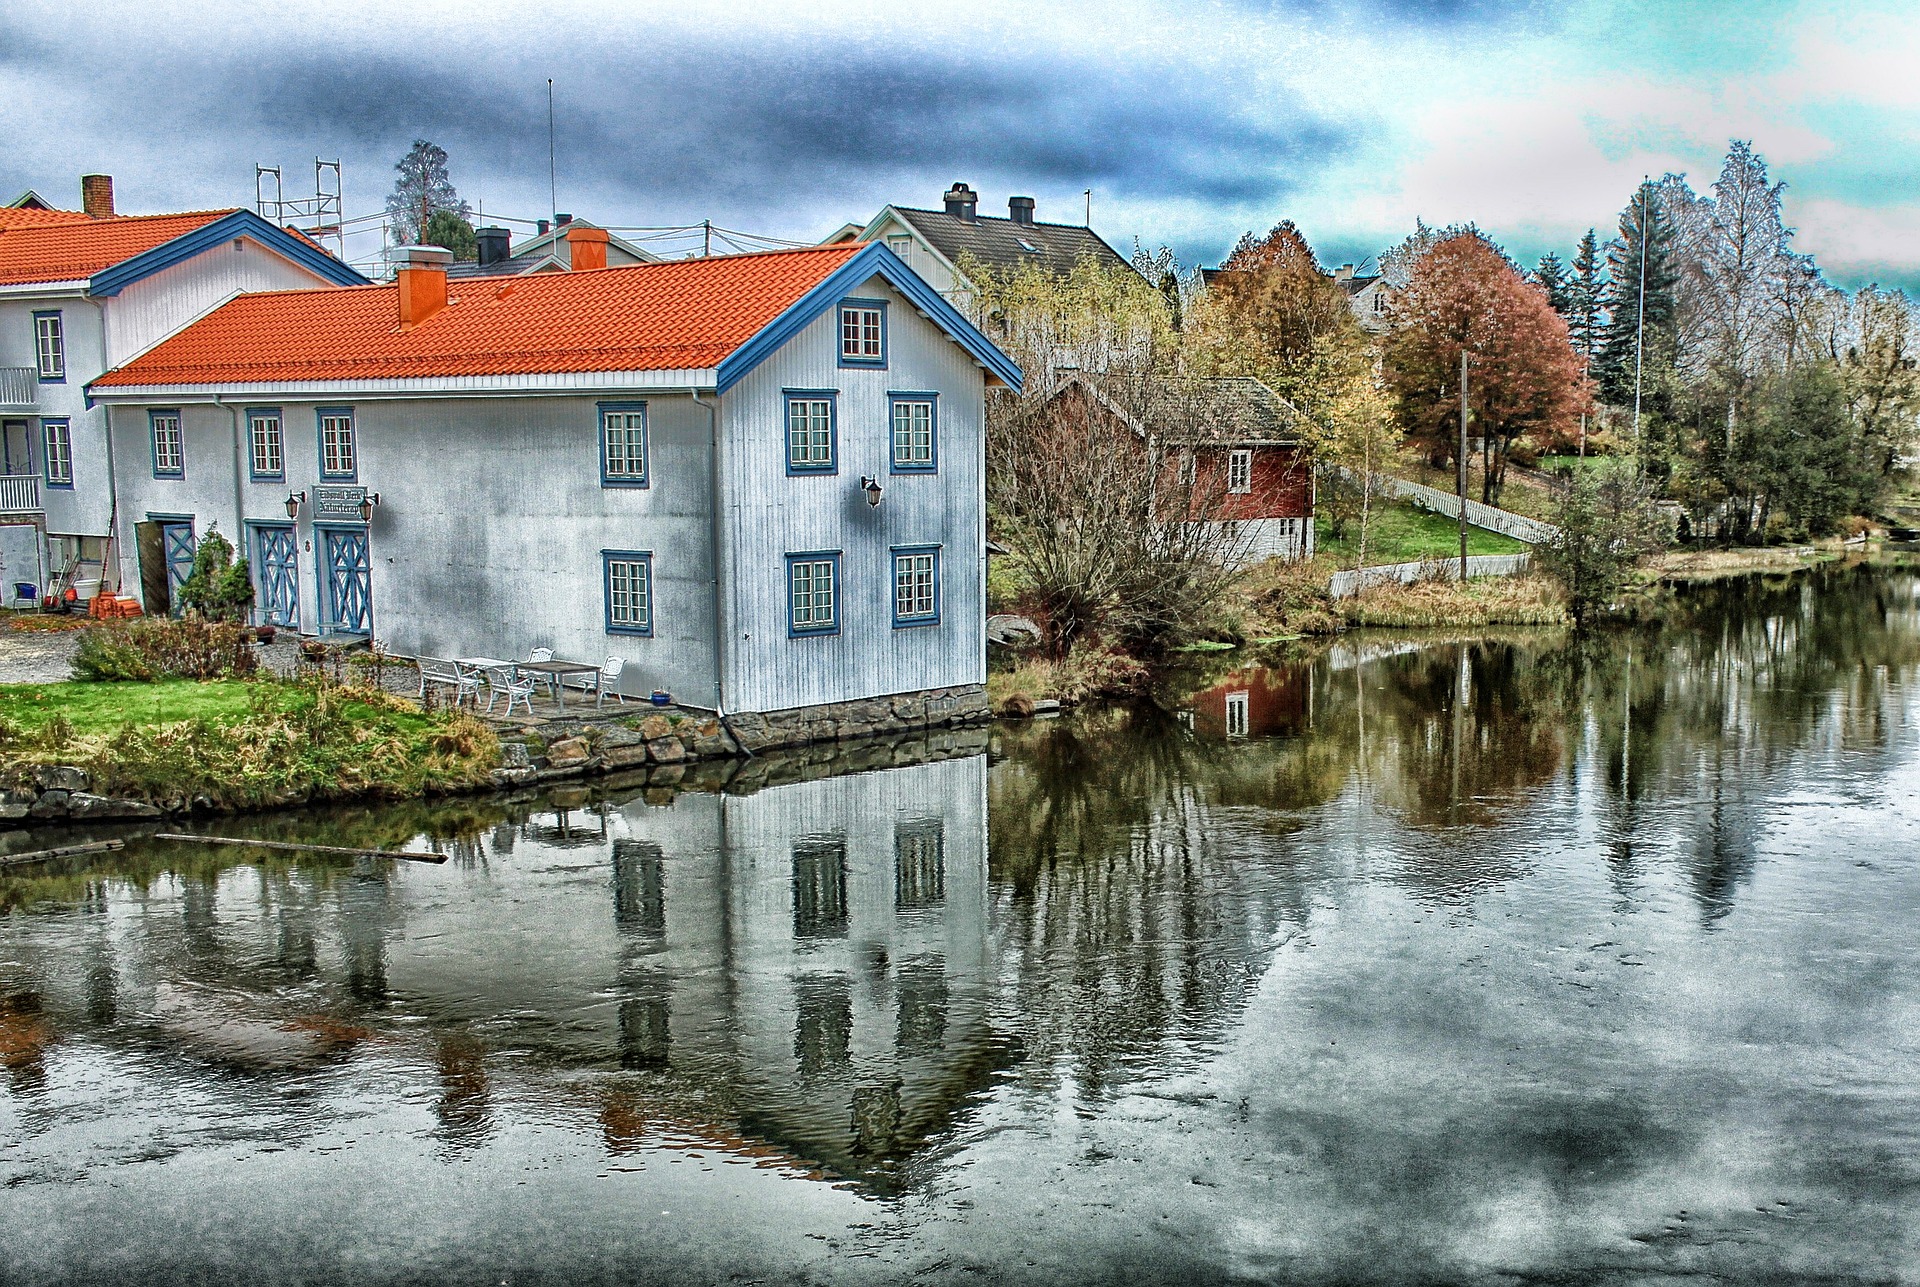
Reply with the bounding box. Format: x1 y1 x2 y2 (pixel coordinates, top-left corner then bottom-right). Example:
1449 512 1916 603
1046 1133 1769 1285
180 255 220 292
1567 229 1606 372
1536 252 1570 314
1595 182 1678 410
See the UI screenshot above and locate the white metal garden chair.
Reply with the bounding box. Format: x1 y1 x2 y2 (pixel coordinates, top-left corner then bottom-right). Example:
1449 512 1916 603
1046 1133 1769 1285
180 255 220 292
579 656 626 710
485 665 537 717
525 646 559 701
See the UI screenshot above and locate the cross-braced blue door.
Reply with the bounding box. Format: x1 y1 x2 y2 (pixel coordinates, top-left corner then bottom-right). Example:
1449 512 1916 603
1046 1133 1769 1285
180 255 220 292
322 528 370 633
161 522 196 613
253 525 298 628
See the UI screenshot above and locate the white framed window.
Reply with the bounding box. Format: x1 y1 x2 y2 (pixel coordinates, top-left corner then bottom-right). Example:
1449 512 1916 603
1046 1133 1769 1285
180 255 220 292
319 409 356 479
33 312 64 381
838 301 885 366
890 397 935 471
892 548 938 625
150 411 184 477
886 233 912 259
786 394 835 473
1227 449 1253 494
788 554 839 634
41 419 72 487
603 551 653 635
601 405 648 485
1225 691 1250 738
248 410 283 479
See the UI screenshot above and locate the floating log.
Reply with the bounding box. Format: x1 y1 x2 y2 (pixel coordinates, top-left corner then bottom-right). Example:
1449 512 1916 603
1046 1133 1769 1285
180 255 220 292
0 839 127 870
152 834 449 864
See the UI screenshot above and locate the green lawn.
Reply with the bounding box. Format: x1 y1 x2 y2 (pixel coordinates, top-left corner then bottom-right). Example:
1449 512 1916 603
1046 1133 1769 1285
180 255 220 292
1318 500 1527 567
1 679 269 735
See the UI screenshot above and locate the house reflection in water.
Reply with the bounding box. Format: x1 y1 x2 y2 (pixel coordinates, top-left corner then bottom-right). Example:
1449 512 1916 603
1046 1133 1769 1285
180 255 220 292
1183 664 1311 740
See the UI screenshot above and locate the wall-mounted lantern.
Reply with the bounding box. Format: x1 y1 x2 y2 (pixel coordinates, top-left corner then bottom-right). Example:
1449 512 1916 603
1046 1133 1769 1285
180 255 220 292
859 476 883 508
283 490 306 519
357 491 382 523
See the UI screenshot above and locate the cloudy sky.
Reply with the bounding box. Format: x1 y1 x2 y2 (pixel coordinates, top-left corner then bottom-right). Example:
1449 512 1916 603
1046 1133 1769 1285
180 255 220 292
4 0 1917 286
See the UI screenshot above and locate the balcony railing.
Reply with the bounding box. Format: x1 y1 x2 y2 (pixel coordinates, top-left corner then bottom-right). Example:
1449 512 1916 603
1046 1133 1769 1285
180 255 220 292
0 474 42 514
0 367 36 409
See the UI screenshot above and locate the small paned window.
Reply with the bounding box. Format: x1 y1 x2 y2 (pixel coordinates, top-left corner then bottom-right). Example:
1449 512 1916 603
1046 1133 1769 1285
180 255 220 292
601 405 648 485
838 302 885 366
41 419 72 487
892 548 938 626
886 234 912 259
890 397 935 472
150 411 184 477
604 552 653 635
788 555 838 634
319 409 356 479
248 410 283 479
33 313 64 381
1228 449 1253 494
786 394 835 473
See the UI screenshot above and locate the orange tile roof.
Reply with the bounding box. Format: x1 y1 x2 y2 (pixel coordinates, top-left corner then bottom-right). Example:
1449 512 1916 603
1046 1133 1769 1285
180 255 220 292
0 210 238 285
95 244 870 387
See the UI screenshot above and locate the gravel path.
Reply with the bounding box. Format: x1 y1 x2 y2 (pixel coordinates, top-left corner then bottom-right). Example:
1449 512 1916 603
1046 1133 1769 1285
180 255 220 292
0 628 81 684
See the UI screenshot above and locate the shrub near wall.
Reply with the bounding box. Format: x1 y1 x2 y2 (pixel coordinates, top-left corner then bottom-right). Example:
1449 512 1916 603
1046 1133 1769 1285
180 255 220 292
71 620 258 682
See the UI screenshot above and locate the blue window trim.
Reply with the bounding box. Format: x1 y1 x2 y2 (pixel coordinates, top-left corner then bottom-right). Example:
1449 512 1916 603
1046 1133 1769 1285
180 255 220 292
148 408 184 479
782 388 839 476
785 549 842 638
836 297 888 369
601 548 656 637
31 310 65 384
887 391 939 475
316 405 357 481
597 400 650 489
890 543 942 628
245 405 285 482
40 418 73 489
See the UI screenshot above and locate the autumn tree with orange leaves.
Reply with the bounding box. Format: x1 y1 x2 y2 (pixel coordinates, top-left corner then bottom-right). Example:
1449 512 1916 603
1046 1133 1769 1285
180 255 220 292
1384 231 1591 506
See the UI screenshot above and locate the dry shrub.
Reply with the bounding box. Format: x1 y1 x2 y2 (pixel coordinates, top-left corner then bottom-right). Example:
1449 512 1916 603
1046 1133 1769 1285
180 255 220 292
72 619 258 682
988 645 1150 713
1343 575 1566 628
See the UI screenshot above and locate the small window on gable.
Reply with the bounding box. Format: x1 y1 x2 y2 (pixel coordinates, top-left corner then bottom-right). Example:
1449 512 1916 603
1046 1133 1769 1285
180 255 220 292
886 233 912 259
248 409 283 480
785 392 836 474
319 408 356 480
1228 449 1253 494
33 312 64 382
150 410 184 478
603 551 654 635
600 403 649 486
41 419 72 487
838 300 886 367
788 553 839 635
889 395 935 472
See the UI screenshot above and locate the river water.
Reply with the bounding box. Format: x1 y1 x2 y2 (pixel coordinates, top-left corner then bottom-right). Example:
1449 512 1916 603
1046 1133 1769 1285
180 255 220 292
3 561 1919 1285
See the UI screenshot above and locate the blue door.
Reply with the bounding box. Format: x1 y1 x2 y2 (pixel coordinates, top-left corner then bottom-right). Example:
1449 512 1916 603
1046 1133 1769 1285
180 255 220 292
322 527 370 634
254 525 298 628
161 522 196 614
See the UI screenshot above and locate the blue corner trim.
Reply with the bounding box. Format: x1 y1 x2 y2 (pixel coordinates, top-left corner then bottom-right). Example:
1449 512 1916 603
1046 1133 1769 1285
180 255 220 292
890 544 942 628
87 209 369 298
716 242 1023 395
601 549 656 636
887 390 939 474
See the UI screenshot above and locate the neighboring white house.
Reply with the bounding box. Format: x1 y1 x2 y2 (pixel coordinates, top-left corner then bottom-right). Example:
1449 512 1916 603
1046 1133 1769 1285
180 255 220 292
823 183 1133 309
89 240 1022 719
0 175 366 604
1331 263 1392 334
449 216 659 279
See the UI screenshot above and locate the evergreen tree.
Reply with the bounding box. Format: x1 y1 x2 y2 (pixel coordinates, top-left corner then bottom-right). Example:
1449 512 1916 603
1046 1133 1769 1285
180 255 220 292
385 140 471 247
1535 252 1570 315
1567 229 1606 371
1595 181 1679 410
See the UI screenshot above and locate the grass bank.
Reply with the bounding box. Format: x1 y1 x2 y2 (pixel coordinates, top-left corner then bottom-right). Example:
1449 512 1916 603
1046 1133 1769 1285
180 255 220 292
1318 499 1526 565
1 674 500 811
1650 544 1837 581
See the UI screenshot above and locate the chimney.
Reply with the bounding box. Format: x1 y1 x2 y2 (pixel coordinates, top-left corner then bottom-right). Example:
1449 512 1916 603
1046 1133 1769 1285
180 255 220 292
475 226 511 267
1008 196 1035 226
537 218 551 236
567 225 608 271
393 245 452 327
81 174 115 219
942 182 978 222
1334 263 1355 282
555 212 573 226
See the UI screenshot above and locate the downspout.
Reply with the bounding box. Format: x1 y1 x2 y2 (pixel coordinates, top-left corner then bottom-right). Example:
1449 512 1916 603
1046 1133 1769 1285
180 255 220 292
691 387 751 756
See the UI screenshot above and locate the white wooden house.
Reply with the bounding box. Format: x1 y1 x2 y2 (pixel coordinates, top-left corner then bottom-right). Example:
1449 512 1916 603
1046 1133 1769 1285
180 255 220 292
0 176 366 603
89 241 1021 719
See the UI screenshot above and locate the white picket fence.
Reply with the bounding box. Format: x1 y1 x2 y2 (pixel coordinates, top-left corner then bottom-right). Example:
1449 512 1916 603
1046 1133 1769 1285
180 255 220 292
1335 467 1560 544
1328 553 1534 599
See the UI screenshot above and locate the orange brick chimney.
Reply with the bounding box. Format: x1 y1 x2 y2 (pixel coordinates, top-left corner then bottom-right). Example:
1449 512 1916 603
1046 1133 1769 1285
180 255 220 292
567 225 609 271
81 174 115 218
393 245 452 326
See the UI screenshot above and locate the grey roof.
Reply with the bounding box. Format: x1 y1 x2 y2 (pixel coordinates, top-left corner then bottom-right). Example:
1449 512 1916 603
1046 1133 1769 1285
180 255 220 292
889 207 1131 280
447 252 563 280
1334 273 1382 297
1182 376 1308 444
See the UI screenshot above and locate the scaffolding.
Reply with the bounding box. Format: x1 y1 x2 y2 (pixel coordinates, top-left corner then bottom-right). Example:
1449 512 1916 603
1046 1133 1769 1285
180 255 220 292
253 159 345 260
